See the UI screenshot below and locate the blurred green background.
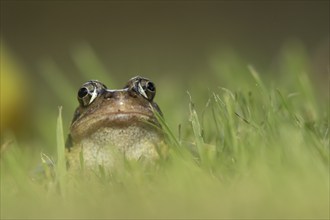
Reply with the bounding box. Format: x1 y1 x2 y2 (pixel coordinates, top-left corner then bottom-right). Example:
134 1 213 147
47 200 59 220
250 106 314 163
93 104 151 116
1 1 329 152
1 2 329 219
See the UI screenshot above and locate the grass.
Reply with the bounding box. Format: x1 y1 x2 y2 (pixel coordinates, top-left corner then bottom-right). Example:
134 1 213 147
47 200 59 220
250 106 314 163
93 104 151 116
1 43 329 219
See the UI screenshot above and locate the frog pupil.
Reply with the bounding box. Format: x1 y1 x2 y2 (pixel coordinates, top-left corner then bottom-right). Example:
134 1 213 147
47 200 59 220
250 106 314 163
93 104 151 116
78 87 88 98
146 82 155 92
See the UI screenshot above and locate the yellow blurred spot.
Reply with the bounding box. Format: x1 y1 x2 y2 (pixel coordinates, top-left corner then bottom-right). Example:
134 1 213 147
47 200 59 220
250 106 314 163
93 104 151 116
0 41 29 135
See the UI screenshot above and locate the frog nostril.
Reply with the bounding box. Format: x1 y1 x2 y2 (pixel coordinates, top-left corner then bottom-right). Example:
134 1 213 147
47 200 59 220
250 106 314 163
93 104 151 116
128 90 138 98
104 91 114 99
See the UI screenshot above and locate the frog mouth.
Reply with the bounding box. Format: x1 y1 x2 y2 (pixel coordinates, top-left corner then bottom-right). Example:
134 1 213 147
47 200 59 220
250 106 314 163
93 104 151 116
98 111 157 124
70 111 161 141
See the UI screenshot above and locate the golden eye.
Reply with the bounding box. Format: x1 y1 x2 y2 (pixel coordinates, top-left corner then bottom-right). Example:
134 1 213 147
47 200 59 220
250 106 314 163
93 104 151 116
126 76 156 101
144 81 156 101
77 80 107 107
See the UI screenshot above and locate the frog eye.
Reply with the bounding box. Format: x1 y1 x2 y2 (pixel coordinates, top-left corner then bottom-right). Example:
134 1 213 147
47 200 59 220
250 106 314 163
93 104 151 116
135 80 156 101
77 80 106 107
125 76 157 101
133 78 156 101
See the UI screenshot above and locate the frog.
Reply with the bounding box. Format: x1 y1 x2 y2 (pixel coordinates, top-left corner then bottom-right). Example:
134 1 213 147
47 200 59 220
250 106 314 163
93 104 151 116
65 76 166 172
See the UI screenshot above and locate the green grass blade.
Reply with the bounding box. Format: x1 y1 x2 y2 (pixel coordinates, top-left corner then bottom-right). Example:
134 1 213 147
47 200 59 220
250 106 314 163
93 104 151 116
56 106 67 196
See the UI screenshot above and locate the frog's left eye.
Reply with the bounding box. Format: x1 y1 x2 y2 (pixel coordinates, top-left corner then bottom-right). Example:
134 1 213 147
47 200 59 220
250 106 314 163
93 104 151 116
125 76 157 101
142 81 156 101
77 80 106 107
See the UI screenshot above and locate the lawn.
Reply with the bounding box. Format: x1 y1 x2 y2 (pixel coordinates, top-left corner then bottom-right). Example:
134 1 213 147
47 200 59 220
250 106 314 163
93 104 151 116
1 43 329 219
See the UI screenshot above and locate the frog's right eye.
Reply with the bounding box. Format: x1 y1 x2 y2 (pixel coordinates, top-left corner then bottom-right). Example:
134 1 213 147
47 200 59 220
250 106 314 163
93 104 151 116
77 80 106 107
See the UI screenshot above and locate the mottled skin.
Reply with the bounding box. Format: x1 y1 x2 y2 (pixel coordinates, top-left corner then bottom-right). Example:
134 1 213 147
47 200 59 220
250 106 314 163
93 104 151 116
66 77 166 172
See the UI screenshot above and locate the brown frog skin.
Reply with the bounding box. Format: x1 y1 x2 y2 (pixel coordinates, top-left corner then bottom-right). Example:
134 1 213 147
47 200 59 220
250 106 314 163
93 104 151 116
66 76 166 172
